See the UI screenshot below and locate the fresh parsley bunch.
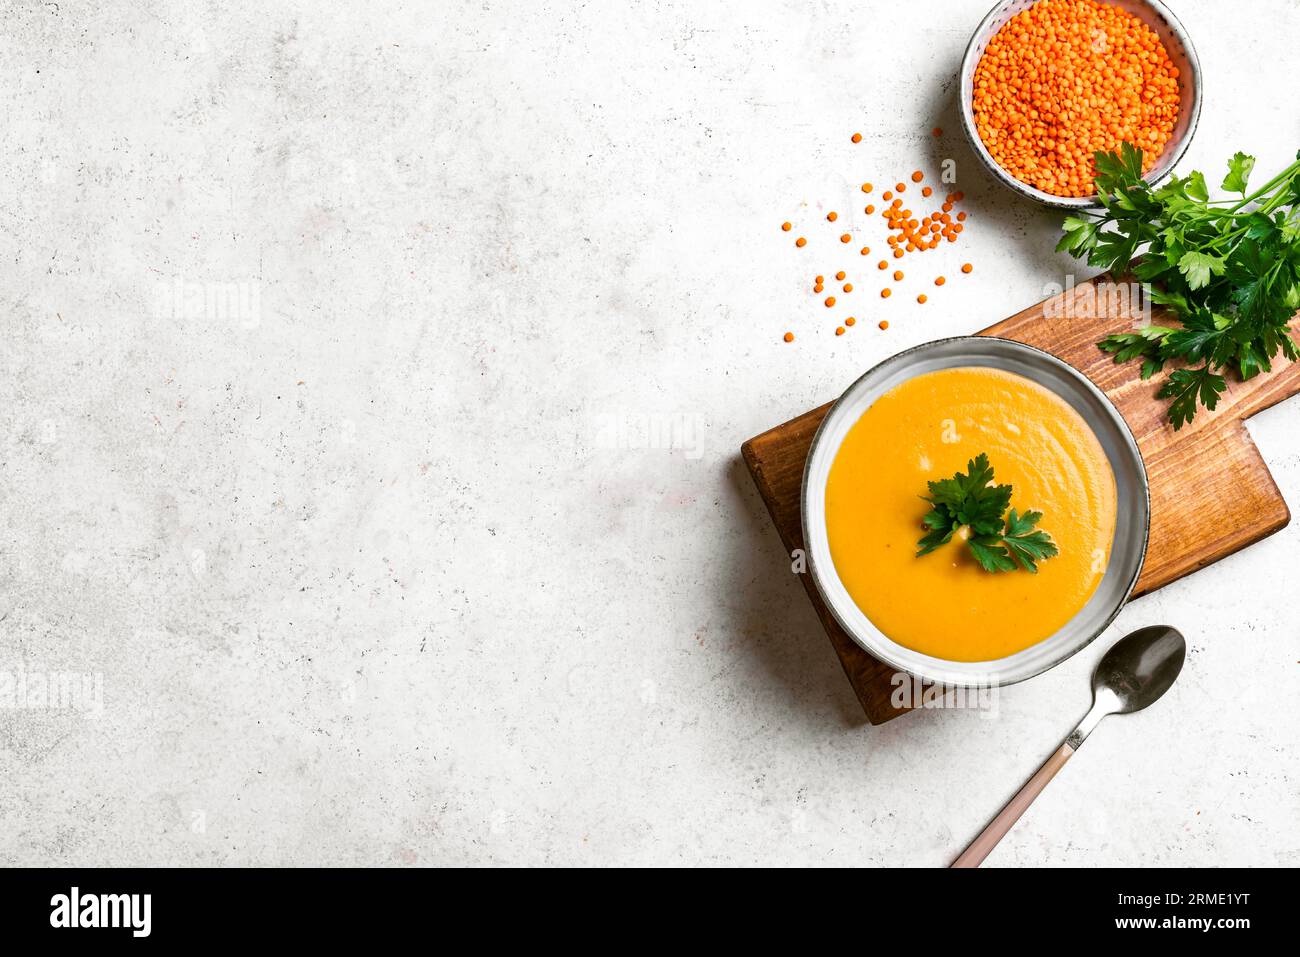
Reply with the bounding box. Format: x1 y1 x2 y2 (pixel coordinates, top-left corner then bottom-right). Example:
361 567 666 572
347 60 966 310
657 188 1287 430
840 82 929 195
916 453 1059 573
1057 142 1300 429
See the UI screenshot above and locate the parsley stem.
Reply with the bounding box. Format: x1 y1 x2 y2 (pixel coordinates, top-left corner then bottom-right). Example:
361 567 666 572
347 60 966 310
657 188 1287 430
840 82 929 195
1227 160 1300 213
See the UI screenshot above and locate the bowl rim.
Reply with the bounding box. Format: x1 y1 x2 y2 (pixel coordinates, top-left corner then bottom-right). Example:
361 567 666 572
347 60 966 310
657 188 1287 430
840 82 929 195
957 0 1203 210
799 335 1151 687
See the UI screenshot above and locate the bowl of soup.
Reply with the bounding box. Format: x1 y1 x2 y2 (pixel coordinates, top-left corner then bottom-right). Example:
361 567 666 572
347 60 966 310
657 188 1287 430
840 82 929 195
802 337 1148 687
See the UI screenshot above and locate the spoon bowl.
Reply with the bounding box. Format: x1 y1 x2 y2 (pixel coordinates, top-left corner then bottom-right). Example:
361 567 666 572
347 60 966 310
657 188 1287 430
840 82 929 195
1092 624 1186 714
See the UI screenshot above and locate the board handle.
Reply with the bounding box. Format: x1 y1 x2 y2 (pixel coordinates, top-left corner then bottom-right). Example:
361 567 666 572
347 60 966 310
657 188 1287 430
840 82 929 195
951 742 1075 868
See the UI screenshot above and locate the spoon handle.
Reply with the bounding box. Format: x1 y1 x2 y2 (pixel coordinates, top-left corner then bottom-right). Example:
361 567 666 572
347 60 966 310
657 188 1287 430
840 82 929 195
951 742 1075 868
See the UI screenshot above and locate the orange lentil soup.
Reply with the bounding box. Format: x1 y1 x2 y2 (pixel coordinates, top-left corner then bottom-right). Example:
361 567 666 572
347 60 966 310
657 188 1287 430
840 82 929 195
825 367 1117 661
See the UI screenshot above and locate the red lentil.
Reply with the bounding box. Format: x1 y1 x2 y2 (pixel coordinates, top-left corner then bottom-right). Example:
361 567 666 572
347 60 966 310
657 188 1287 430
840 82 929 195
972 0 1179 197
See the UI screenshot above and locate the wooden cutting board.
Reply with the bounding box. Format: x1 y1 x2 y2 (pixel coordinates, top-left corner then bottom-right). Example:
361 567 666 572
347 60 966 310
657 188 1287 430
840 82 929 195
741 276 1300 725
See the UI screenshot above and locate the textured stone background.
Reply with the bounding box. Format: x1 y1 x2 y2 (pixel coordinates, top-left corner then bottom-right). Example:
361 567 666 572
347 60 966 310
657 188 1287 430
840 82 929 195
1 0 1297 866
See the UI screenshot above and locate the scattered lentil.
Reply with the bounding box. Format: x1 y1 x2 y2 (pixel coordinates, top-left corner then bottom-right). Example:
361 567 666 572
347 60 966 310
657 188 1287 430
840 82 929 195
779 134 975 346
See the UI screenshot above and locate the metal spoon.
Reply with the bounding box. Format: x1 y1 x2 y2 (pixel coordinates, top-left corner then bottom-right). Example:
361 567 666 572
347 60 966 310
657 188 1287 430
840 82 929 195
952 625 1186 868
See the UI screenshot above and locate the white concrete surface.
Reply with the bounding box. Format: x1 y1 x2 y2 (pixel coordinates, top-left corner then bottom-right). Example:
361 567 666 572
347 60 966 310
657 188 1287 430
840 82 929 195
1 0 1297 867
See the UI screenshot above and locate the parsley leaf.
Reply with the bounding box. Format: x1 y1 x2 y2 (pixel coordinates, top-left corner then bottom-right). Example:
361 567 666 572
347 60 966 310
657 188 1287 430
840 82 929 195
1056 215 1100 254
1222 152 1256 196
916 455 1058 573
1058 144 1300 429
1157 365 1226 430
968 536 1018 573
968 510 1059 574
1178 250 1227 290
998 509 1060 573
1099 325 1175 378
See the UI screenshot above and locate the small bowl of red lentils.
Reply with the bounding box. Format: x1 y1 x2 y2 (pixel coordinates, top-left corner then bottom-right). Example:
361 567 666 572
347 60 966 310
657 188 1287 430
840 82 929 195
959 0 1201 208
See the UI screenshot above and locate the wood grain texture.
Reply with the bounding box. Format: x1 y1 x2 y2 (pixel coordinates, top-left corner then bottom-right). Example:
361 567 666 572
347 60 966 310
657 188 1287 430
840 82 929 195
741 277 1300 725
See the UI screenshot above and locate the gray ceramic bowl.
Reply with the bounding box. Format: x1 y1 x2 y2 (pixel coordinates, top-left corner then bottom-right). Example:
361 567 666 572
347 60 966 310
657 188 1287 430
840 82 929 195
958 0 1202 209
801 337 1149 687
